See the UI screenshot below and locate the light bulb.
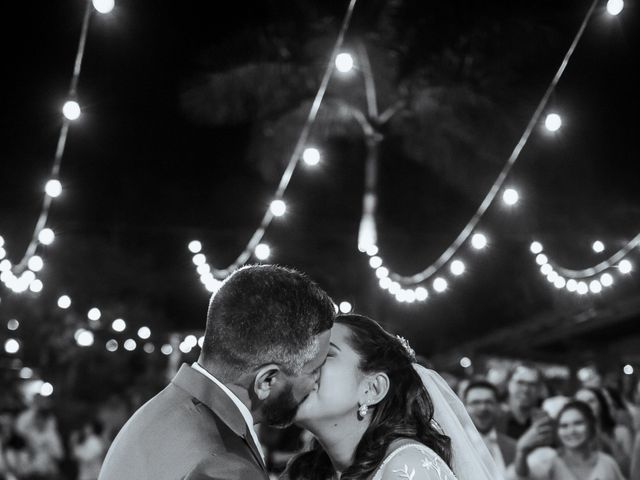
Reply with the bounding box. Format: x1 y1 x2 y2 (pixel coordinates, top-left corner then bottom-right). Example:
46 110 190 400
335 53 354 73
45 179 62 198
502 188 519 206
606 0 624 15
270 200 286 217
302 147 320 166
255 243 270 260
38 228 55 245
188 240 202 253
530 241 543 254
62 100 81 120
545 113 562 132
471 233 487 250
92 0 115 14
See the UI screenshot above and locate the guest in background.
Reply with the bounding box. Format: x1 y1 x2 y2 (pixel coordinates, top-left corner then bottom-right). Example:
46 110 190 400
576 386 631 475
509 400 625 480
500 364 545 440
463 380 517 476
70 419 106 480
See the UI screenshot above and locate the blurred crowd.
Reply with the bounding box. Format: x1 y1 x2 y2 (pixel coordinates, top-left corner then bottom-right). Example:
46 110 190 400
1 361 639 480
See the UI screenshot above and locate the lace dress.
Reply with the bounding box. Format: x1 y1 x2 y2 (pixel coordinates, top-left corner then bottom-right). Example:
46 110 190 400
371 444 457 480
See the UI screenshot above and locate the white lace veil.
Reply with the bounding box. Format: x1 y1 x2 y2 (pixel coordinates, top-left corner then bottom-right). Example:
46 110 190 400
413 364 505 480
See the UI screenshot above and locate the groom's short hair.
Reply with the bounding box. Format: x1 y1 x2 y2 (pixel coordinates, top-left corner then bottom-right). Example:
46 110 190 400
201 264 335 375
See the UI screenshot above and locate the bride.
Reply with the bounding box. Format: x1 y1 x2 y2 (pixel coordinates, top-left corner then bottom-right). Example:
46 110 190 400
282 313 502 480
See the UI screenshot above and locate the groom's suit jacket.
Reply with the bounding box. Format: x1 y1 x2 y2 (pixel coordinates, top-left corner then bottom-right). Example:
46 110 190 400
98 363 269 480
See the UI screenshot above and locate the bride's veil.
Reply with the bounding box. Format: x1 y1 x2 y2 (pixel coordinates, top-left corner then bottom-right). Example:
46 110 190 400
414 364 505 480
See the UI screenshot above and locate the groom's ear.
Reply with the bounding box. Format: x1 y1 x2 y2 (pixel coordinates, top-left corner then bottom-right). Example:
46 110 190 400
253 364 281 400
365 372 390 407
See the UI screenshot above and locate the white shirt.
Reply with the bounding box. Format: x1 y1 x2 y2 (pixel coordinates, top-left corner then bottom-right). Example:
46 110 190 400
191 362 265 463
481 428 507 476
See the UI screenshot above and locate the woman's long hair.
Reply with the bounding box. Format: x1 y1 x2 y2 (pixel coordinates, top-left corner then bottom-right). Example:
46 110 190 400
286 314 452 480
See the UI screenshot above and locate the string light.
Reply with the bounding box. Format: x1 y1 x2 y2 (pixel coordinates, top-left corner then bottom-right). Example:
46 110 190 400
87 307 101 321
433 278 448 293
62 100 81 121
124 339 137 351
57 295 71 309
112 318 126 332
530 241 543 254
4 339 20 354
618 259 632 274
592 240 605 253
302 147 321 166
161 344 173 355
450 260 466 276
606 0 624 15
460 357 472 368
188 240 202 253
339 301 352 313
106 339 118 352
40 382 54 397
335 52 354 73
38 228 55 245
45 179 63 198
254 243 270 260
502 188 519 206
471 233 488 250
7 319 19 331
623 364 634 375
92 0 115 14
269 200 286 217
544 113 562 132
137 326 151 339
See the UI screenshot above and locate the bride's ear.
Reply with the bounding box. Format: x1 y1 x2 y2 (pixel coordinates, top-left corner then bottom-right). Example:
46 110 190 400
364 372 390 406
253 364 281 400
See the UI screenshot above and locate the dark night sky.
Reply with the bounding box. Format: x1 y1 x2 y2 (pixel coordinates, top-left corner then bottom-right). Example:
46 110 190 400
1 0 639 363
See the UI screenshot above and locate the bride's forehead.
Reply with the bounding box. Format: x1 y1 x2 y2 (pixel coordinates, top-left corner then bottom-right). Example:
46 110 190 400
329 323 351 342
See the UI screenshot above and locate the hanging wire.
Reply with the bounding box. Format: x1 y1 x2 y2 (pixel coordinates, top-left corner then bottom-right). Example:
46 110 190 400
206 0 360 278
14 0 94 273
383 0 600 285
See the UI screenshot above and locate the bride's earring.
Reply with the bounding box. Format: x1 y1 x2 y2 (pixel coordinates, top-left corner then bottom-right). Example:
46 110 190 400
358 403 369 419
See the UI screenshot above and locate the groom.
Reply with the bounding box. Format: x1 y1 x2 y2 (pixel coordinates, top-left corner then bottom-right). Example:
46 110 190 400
99 264 335 480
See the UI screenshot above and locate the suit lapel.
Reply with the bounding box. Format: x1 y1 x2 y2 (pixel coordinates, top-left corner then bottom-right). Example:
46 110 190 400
171 364 268 473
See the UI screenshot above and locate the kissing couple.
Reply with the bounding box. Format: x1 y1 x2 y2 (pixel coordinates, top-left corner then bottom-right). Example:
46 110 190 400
99 265 501 480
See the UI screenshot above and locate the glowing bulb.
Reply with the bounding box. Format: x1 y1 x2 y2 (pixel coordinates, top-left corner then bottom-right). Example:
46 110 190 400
76 329 94 347
433 277 448 293
254 243 270 260
471 233 487 250
369 256 382 269
623 364 634 375
19 367 33 379
143 343 155 354
606 0 624 15
589 280 602 294
460 357 472 368
546 271 558 283
7 319 19 330
45 179 62 198
57 295 71 309
270 199 286 217
92 0 115 14
87 307 101 321
536 254 548 265
29 279 43 293
415 287 429 301
0 247 5 260
566 279 578 292
188 240 202 253
4 339 19 354
502 188 519 206
544 113 562 132
339 301 352 313
40 382 54 397
577 282 588 295
197 264 210 276
600 273 614 287
530 241 543 254
161 344 173 355
335 53 354 73
389 282 401 294
106 339 118 352
38 228 55 245
124 339 137 351
379 277 392 289
365 245 379 256
198 336 204 348
618 259 632 274
554 277 566 289
540 264 553 275
450 260 465 276
185 335 197 348
375 266 389 279
179 341 192 354
62 100 81 120
592 240 605 253
0 259 11 272
27 255 43 272
302 147 320 166
112 318 126 332
137 326 151 339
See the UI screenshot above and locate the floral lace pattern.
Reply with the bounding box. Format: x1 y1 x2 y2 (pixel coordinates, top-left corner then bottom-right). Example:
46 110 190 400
372 444 457 480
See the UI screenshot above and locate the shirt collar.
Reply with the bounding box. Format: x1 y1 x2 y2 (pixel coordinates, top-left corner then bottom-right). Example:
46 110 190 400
191 362 265 462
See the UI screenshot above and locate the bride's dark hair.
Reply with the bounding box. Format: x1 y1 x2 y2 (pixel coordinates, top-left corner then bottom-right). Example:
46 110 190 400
285 314 452 480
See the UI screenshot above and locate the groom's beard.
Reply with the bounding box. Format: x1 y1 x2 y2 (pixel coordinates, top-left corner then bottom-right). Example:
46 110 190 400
262 383 300 428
